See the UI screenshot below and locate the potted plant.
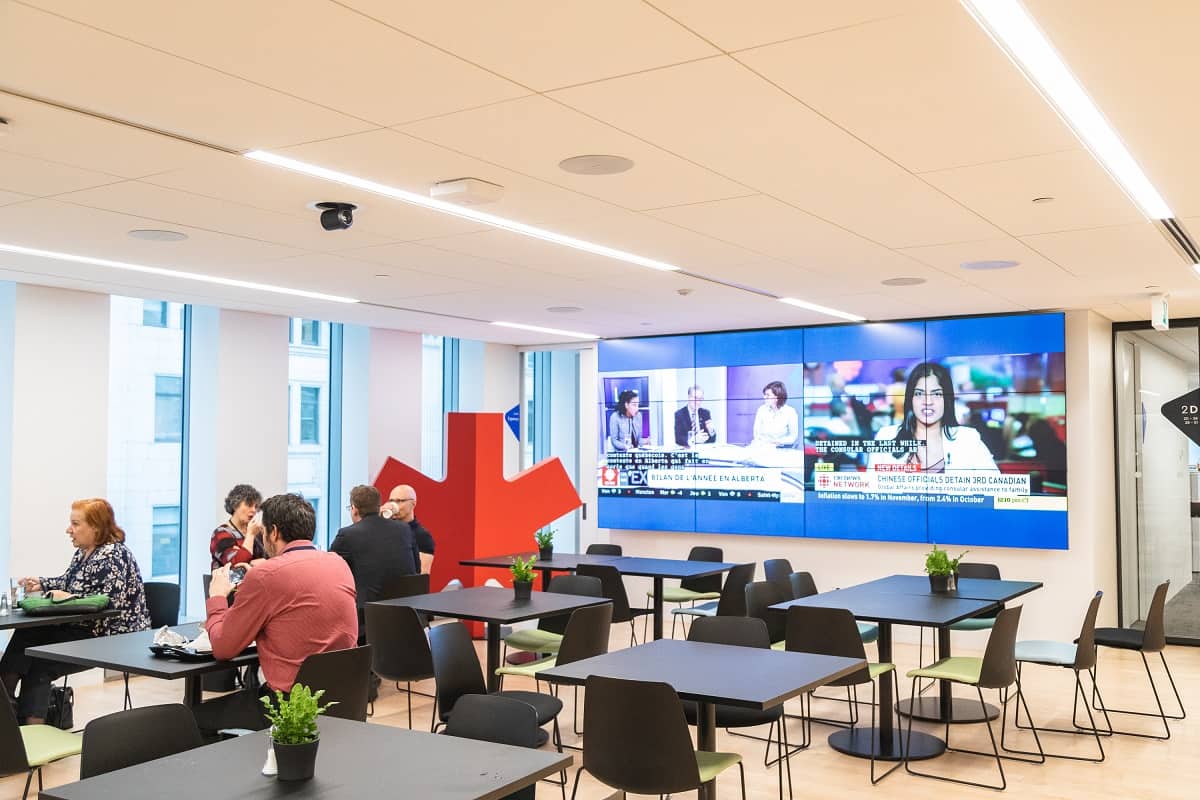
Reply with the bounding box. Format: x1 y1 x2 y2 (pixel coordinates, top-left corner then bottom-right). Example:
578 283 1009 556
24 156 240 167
534 527 556 561
510 555 536 601
924 544 968 593
260 684 337 781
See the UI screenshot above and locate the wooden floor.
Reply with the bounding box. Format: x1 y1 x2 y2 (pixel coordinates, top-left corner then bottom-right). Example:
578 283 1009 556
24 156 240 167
3 629 1197 800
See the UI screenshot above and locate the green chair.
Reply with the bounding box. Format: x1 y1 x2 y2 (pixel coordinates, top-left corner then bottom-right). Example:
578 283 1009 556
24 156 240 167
670 563 756 636
646 546 724 636
0 683 82 800
903 605 1044 791
502 574 602 657
917 562 1001 695
496 602 612 686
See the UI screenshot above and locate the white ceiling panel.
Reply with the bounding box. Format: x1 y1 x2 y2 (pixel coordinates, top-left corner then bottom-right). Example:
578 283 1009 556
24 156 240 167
399 95 751 211
648 0 933 52
737 4 1078 173
550 56 1002 248
0 190 31 207
260 252 484 300
1022 223 1189 285
0 150 121 197
22 0 529 126
338 0 717 91
923 149 1144 236
0 3 374 150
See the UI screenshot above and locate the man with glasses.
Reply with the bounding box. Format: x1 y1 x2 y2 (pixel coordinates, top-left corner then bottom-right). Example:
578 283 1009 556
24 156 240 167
385 484 435 574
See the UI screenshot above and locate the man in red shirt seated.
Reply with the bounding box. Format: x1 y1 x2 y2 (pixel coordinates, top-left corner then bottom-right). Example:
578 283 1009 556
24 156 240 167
192 493 357 734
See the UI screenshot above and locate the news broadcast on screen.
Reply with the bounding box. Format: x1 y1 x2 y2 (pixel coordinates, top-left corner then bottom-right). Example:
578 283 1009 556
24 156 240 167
597 312 1067 549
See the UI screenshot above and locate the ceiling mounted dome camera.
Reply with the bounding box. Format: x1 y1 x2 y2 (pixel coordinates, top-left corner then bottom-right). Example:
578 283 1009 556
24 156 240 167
316 201 356 231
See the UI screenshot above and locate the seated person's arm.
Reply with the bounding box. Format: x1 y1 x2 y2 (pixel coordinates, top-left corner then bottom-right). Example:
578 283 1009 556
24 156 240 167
205 566 271 661
211 529 253 568
419 552 434 575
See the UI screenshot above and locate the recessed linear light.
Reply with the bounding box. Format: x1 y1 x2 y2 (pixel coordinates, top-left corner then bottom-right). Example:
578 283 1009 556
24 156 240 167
244 151 681 272
961 0 1171 219
128 229 188 242
778 297 866 322
881 276 927 287
492 321 600 340
0 242 358 304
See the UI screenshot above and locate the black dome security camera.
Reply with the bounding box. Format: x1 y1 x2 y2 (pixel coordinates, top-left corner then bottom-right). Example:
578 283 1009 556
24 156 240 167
316 202 356 231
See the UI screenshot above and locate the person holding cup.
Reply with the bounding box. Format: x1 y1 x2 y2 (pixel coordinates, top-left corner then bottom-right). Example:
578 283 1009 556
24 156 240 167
209 484 265 569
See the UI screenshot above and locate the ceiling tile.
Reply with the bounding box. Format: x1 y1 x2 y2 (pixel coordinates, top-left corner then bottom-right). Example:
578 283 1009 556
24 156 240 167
0 189 31 207
0 150 121 196
1022 223 1192 288
260 252 484 300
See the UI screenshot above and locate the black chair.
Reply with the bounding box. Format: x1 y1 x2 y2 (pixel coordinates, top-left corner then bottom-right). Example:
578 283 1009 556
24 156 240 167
670 562 756 637
365 604 435 727
378 572 430 601
648 546 725 630
744 580 790 648
503 574 602 656
763 558 794 587
444 694 553 800
788 571 818 600
123 582 182 709
569 674 745 800
576 563 653 646
1091 579 1186 738
80 703 202 779
686 617 793 800
292 645 373 722
0 683 81 800
585 543 622 556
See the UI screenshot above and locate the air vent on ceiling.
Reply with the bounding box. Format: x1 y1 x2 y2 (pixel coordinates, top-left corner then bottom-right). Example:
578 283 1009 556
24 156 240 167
1157 218 1200 265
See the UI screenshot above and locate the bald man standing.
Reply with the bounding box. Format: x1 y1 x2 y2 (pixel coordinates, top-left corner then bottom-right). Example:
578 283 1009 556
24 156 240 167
385 484 435 574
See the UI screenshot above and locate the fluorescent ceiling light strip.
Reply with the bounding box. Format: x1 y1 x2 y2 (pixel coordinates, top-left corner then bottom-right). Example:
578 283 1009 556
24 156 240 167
778 297 866 322
245 150 681 272
492 321 600 340
961 0 1171 219
0 242 358 303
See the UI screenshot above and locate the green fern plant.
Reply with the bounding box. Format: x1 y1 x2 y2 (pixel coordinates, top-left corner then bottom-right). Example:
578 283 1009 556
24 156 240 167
260 684 337 745
534 528 556 549
924 544 969 576
510 555 537 584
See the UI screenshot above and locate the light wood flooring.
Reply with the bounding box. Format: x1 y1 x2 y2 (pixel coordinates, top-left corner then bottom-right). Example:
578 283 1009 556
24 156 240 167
2 628 1196 799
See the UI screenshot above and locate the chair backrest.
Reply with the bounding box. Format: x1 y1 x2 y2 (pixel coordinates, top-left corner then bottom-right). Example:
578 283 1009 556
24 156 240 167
978 606 1022 689
539 574 603 635
680 545 724 594
365 604 434 683
555 602 613 667
1072 591 1104 671
429 622 487 720
201 573 212 598
585 543 623 556
744 580 790 643
714 562 756 616
687 615 770 649
378 572 430 602
80 703 201 779
784 606 870 686
957 562 1001 580
443 694 542 748
1141 580 1170 652
293 645 373 722
576 564 635 623
788 571 818 599
762 558 793 585
143 582 181 628
582 675 702 796
0 683 30 777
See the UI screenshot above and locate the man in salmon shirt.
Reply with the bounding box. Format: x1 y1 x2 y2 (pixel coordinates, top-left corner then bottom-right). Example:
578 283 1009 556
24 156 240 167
192 493 357 734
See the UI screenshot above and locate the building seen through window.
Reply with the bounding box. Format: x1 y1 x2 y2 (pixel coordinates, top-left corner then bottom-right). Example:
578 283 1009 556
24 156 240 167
288 318 331 544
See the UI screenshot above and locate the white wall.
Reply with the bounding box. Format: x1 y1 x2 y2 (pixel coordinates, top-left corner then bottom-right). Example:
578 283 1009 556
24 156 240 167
483 343 521 476
367 328 423 479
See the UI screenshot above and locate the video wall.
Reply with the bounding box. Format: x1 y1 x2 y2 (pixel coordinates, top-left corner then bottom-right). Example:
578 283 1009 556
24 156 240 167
597 313 1067 549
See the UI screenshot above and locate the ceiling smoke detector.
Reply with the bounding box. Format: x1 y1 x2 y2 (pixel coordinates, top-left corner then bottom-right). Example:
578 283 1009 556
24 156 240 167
0 117 10 137
881 276 926 287
127 229 188 242
960 259 1019 271
558 154 635 175
430 178 504 206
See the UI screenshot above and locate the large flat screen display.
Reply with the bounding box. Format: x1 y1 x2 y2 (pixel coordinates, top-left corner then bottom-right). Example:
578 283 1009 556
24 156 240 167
597 313 1067 549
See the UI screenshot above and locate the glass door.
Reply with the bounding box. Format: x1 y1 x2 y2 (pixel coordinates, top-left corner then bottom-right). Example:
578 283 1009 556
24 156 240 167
521 350 582 552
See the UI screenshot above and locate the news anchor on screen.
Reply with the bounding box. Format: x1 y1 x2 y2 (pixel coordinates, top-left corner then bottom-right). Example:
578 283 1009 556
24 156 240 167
752 380 799 447
674 385 716 447
871 362 998 473
608 389 642 451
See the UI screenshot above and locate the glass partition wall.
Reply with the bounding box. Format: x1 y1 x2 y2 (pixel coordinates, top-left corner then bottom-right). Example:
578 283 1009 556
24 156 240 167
1114 322 1200 644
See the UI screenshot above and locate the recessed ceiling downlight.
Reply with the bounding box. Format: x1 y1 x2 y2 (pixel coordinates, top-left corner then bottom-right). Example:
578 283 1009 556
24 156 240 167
960 259 1020 271
128 229 188 242
881 277 927 286
558 155 635 175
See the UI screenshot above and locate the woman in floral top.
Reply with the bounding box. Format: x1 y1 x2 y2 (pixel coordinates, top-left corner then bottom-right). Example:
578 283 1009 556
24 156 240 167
0 498 150 722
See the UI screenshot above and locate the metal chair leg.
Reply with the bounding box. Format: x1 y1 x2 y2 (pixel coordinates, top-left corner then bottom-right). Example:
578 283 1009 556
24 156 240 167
868 673 902 784
1092 651 1180 738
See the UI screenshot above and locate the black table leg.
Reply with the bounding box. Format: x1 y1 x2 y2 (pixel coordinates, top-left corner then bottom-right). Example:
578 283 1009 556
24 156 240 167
184 675 202 708
697 700 717 800
486 622 501 693
652 577 664 640
896 625 1000 723
539 567 553 591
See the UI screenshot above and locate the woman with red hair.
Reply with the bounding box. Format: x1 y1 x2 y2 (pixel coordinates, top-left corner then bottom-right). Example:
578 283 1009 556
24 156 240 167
0 498 150 723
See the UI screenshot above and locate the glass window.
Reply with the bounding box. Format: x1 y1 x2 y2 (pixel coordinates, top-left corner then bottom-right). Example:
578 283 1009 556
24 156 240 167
300 386 320 444
421 334 446 478
142 300 168 328
301 319 320 346
151 505 181 578
289 319 331 545
154 375 183 443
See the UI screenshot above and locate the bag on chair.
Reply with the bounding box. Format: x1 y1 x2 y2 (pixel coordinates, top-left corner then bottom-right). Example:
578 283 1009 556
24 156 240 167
45 684 74 730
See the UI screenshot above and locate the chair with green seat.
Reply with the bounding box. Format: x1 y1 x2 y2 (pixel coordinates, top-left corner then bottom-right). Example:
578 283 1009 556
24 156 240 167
786 606 901 784
917 562 1001 692
646 545 724 637
670 562 756 636
903 605 1044 791
1010 591 1110 761
569 673 746 800
502 574 602 657
496 602 613 688
0 682 82 800
788 571 879 644
575 563 653 646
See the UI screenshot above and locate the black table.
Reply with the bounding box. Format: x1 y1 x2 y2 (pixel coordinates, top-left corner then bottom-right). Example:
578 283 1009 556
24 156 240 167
605 556 739 641
772 587 1000 762
0 608 117 631
460 552 623 590
39 715 572 800
25 624 259 707
372 587 611 691
542 638 862 800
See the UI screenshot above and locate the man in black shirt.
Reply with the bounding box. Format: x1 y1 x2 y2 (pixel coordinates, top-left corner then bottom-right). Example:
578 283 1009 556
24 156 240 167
387 484 435 574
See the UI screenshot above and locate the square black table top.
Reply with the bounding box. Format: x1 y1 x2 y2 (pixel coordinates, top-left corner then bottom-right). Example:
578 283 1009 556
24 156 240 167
371 586 611 625
39 716 572 800
606 556 740 580
771 588 999 627
856 574 1042 603
0 608 117 631
25 623 259 679
540 639 864 710
460 552 623 571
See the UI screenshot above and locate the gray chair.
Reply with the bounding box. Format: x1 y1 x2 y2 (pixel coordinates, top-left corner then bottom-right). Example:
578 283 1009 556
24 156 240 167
585 543 622 556
919 562 1002 694
292 645 373 722
365 604 435 727
788 571 878 643
444 694 554 800
576 563 653 646
671 563 756 637
80 703 201 779
646 546 725 626
124 581 181 708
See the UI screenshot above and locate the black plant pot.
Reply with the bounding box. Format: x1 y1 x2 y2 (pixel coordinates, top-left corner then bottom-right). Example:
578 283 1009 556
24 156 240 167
928 573 951 593
538 546 553 561
273 738 319 781
513 580 533 601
